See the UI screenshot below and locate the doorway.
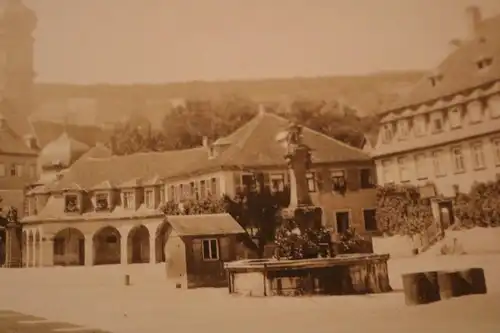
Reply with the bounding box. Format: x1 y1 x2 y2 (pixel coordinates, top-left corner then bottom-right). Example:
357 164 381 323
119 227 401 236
438 201 454 230
335 211 350 234
78 239 85 265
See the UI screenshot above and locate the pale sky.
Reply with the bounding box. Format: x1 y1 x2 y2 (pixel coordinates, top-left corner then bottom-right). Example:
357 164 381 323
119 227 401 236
25 0 500 84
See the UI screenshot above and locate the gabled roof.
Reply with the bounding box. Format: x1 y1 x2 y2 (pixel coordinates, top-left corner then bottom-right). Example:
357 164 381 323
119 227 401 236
0 113 37 156
31 121 112 149
166 213 245 236
90 180 115 191
385 13 500 112
170 111 371 178
53 147 207 191
38 132 90 168
119 177 143 189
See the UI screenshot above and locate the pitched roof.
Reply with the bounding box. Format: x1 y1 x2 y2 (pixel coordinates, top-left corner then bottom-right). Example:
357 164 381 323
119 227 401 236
385 13 500 113
0 113 37 156
170 111 371 178
166 213 245 236
0 99 36 140
31 121 112 149
53 147 207 191
38 132 90 168
50 111 370 192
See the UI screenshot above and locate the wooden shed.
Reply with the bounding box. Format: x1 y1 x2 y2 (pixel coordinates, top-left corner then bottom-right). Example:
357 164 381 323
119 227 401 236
163 213 259 289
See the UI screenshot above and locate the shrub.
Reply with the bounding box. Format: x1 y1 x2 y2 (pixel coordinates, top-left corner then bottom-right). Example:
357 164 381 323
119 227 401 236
454 179 500 228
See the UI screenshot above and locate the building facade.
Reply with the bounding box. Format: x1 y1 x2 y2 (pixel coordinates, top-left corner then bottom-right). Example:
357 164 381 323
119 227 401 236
22 110 378 267
368 7 500 221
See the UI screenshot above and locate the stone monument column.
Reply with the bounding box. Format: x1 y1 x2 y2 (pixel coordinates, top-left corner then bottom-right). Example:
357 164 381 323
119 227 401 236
5 222 22 268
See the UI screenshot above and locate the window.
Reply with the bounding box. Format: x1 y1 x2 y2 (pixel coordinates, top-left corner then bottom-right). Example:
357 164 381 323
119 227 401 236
64 194 80 213
306 172 316 192
476 57 493 70
335 211 350 234
53 238 65 255
9 164 22 177
122 191 135 209
432 150 447 176
449 106 462 129
95 193 109 211
382 124 393 143
0 163 5 177
29 164 37 179
415 154 428 180
451 147 466 173
471 142 486 169
467 101 482 124
270 174 285 192
144 189 154 208
381 160 394 184
159 186 165 204
202 239 219 260
169 185 176 202
431 113 444 133
488 94 500 119
492 139 500 166
397 119 409 140
360 169 374 189
331 170 346 192
363 209 377 232
397 157 411 182
413 116 426 136
199 180 206 199
210 177 218 197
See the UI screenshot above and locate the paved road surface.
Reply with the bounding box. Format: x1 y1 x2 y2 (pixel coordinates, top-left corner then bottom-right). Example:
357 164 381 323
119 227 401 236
0 310 111 333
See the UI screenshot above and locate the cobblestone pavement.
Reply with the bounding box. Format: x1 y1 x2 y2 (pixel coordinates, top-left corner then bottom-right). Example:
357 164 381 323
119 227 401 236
0 310 111 333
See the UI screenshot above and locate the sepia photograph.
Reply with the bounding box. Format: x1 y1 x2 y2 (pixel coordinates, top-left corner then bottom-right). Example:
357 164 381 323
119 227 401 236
1 0 500 332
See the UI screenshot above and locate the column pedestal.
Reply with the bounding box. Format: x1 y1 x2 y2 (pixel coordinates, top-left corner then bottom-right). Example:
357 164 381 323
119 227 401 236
149 237 156 264
5 223 22 268
84 235 93 266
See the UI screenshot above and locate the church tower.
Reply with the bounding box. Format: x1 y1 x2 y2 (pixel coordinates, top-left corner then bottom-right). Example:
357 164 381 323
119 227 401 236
0 0 37 115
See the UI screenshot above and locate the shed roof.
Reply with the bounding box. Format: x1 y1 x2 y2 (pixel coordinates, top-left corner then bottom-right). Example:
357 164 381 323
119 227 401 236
166 213 245 236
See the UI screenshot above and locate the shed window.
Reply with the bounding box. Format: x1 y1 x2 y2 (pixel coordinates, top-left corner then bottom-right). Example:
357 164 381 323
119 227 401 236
202 239 219 260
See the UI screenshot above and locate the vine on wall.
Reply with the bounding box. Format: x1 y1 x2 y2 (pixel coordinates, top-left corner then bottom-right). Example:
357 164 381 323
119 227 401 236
375 183 433 237
453 179 500 228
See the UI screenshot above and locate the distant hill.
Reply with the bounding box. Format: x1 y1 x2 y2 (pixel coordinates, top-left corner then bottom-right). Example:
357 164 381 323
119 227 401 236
32 70 424 125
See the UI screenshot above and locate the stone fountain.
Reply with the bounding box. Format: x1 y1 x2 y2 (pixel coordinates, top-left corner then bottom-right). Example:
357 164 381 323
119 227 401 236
224 122 392 297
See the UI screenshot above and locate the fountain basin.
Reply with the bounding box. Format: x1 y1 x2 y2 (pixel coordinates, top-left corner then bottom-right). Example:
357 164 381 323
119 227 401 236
224 254 392 296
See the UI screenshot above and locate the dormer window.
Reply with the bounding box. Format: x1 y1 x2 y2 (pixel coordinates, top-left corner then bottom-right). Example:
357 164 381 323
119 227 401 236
64 194 80 213
430 112 444 133
95 193 110 212
413 115 426 136
429 74 443 87
122 191 135 210
144 189 155 209
449 106 463 128
382 124 393 143
467 101 483 124
476 56 493 70
397 119 410 140
487 94 500 119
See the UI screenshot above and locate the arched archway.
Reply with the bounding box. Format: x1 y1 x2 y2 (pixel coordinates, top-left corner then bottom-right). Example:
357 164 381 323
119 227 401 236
127 225 150 264
155 222 172 263
53 228 85 266
93 226 121 265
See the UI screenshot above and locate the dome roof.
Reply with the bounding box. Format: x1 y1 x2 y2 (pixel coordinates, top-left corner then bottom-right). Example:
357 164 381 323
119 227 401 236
39 132 90 169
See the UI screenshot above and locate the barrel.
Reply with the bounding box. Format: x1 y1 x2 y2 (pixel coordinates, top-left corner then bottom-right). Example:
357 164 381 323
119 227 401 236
402 271 440 306
459 268 487 295
437 271 462 300
124 274 131 286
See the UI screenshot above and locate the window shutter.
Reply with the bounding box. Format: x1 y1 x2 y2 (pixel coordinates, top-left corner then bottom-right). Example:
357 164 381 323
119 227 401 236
219 237 232 261
192 238 203 264
346 169 360 191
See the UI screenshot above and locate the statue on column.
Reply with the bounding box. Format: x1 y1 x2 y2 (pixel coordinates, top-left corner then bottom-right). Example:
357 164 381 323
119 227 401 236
274 122 331 260
1 206 23 268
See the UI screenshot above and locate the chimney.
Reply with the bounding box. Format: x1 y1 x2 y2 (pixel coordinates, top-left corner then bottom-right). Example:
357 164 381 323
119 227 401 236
465 6 482 39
